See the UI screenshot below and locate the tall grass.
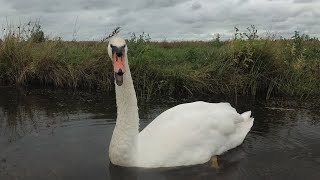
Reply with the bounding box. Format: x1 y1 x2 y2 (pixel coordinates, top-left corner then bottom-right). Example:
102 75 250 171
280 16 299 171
0 25 319 101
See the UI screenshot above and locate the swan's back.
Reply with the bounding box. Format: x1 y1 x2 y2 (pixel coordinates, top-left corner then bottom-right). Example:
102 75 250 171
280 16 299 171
137 101 254 167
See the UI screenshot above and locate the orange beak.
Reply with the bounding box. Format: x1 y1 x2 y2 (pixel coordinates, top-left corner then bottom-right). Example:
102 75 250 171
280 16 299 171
112 53 125 86
113 53 125 74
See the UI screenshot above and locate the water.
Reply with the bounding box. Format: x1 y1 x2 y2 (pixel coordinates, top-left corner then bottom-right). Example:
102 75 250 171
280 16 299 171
0 87 319 180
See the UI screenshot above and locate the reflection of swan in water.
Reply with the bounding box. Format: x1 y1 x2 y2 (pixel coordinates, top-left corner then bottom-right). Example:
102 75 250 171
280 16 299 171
108 142 249 180
107 36 254 168
108 150 246 180
108 163 138 180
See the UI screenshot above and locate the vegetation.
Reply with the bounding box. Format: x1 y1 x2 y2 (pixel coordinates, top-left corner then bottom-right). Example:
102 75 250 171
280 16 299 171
0 23 319 101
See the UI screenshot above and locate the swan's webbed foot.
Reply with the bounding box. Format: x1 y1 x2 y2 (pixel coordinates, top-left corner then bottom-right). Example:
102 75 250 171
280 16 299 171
209 156 219 170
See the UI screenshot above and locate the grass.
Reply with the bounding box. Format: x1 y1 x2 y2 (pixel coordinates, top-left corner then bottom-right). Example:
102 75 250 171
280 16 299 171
0 26 320 101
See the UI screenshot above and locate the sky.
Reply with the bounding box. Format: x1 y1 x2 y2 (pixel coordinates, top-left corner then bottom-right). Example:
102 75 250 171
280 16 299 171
0 0 319 41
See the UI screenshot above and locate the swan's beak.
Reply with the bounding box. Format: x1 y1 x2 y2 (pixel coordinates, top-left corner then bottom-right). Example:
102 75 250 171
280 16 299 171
112 53 125 86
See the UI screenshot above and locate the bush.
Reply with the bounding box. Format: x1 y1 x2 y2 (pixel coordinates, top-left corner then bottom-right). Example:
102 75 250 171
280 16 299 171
0 25 319 101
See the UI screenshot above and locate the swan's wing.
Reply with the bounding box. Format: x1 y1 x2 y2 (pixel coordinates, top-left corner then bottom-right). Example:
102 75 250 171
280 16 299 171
137 101 253 167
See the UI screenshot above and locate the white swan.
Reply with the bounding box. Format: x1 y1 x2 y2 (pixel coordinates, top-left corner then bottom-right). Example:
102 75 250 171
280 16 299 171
108 36 254 168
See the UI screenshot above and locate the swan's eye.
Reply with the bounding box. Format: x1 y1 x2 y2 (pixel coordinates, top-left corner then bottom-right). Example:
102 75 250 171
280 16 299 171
110 44 115 48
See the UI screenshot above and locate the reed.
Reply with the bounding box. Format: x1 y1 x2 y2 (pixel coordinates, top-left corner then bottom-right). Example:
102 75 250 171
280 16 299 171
0 24 319 100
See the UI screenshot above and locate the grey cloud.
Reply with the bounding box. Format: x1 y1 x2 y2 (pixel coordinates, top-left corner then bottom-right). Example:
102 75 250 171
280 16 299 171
6 0 113 13
0 0 319 41
139 0 188 9
191 2 202 10
293 0 318 3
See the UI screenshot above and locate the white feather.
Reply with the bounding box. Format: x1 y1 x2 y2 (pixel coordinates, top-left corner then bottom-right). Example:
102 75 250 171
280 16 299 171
137 102 254 167
108 36 254 168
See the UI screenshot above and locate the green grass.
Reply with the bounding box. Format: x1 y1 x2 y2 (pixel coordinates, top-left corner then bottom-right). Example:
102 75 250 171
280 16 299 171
0 31 320 101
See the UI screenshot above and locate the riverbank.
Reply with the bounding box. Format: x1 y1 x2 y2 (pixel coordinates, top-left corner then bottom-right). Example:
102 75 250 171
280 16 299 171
0 32 319 100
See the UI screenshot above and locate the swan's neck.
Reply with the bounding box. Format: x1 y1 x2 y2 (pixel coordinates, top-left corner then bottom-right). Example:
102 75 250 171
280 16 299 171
109 57 139 166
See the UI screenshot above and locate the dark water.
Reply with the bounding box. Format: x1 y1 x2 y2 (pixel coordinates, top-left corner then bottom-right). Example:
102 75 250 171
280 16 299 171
0 87 319 180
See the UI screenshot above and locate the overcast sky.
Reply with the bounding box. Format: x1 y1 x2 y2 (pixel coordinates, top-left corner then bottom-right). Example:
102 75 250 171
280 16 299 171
0 0 319 41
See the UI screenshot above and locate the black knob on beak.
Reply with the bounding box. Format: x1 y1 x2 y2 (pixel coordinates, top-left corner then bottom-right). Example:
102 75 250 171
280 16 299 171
116 51 123 57
111 44 125 57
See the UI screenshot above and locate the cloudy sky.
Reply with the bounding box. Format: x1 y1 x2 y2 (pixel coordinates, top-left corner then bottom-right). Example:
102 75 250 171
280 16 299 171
0 0 319 41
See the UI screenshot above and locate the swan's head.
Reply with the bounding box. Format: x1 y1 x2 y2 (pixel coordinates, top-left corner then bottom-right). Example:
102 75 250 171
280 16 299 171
107 36 128 86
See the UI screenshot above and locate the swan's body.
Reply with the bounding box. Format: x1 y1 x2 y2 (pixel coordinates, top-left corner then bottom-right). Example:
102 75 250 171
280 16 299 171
108 36 254 168
137 102 253 167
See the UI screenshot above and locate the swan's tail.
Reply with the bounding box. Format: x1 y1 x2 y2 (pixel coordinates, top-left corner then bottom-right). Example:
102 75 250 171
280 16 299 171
230 111 254 148
240 111 254 131
218 111 254 154
241 111 253 121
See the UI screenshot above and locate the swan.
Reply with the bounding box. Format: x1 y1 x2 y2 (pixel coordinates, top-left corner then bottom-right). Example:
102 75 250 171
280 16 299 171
108 36 254 168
